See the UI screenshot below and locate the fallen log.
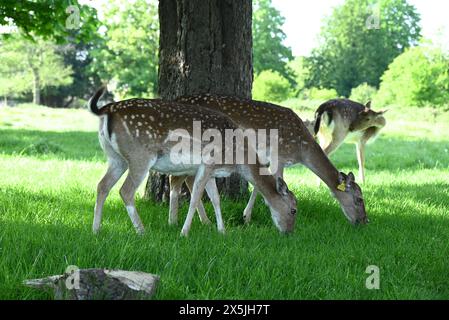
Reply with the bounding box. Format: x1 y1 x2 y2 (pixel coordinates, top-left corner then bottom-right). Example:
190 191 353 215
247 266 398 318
24 268 160 300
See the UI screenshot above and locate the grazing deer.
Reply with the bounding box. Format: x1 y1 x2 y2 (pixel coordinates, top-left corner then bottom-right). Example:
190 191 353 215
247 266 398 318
88 88 297 236
313 99 387 183
171 94 369 225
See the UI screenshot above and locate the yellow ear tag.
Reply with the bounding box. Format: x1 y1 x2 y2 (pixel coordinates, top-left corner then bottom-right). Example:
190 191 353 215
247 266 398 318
337 182 346 192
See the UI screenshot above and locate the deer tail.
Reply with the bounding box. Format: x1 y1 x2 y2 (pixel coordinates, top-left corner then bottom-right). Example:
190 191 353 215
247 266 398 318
313 104 333 135
88 86 107 116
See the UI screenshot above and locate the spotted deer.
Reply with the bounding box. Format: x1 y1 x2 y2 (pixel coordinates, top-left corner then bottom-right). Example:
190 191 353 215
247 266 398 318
171 94 369 225
314 99 387 183
88 88 297 237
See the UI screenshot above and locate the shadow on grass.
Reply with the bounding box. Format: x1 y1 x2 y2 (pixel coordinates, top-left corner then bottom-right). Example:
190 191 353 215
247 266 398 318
0 128 102 161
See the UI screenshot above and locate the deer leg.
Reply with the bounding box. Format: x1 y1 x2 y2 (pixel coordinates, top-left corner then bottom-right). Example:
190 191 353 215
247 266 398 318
356 142 366 184
181 165 212 237
93 157 128 234
168 175 185 226
243 187 258 224
204 178 225 233
185 176 212 225
119 156 156 235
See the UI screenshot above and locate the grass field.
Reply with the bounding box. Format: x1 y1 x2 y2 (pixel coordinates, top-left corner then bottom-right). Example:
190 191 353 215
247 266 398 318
0 103 448 299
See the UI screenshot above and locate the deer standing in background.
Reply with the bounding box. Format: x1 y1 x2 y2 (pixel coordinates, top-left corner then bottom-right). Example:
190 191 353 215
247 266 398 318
88 88 297 237
313 99 387 183
171 94 369 225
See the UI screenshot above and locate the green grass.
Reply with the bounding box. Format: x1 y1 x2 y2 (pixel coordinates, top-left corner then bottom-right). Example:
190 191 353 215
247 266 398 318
0 103 448 299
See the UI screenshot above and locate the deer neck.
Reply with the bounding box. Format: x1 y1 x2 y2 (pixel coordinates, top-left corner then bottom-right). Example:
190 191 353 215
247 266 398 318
239 164 277 203
302 144 340 193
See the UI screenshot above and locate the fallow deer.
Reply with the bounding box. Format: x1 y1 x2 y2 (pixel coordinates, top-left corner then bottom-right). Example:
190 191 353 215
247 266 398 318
171 94 369 225
88 88 297 237
314 99 387 183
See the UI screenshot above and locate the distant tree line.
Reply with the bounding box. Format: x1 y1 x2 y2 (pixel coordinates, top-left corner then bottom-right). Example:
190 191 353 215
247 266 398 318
0 0 448 108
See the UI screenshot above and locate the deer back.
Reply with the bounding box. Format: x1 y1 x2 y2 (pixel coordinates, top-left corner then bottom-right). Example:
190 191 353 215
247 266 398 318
177 94 314 164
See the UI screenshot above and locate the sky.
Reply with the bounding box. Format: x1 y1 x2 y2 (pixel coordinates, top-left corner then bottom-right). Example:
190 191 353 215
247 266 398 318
272 0 449 56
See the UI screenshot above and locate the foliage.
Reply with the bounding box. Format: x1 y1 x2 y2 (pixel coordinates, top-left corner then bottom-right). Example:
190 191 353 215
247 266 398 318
306 0 421 97
287 56 310 96
375 45 449 108
252 70 294 102
350 83 378 104
302 87 339 102
253 0 294 82
41 41 102 108
0 0 99 43
0 68 29 102
0 35 73 103
90 0 159 99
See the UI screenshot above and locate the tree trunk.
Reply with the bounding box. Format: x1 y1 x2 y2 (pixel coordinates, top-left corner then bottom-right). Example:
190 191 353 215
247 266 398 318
145 0 253 202
32 68 40 105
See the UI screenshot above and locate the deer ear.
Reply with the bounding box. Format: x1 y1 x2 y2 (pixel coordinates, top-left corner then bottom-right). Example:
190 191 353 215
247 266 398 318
359 107 370 115
347 172 356 183
276 177 289 196
365 101 372 109
377 109 388 115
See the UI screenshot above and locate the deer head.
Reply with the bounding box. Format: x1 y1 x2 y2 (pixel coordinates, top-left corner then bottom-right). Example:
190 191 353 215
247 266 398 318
350 101 387 131
333 172 368 224
266 177 297 233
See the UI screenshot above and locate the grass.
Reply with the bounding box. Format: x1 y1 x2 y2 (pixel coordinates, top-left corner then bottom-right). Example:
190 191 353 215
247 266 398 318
0 103 448 299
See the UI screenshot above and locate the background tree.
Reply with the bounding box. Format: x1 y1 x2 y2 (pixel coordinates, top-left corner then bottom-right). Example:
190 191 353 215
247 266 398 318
253 70 293 102
90 0 159 99
306 0 421 97
302 87 339 102
253 0 293 81
350 83 378 104
287 56 310 97
145 0 253 202
376 44 449 108
0 0 98 43
41 41 102 108
0 69 29 106
1 1 99 106
0 36 73 105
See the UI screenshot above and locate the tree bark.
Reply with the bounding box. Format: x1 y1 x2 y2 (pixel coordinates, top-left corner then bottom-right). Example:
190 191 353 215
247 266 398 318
32 68 40 105
145 0 253 202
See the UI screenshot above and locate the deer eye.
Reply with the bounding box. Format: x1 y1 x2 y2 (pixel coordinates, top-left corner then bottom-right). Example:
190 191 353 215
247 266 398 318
291 209 297 215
